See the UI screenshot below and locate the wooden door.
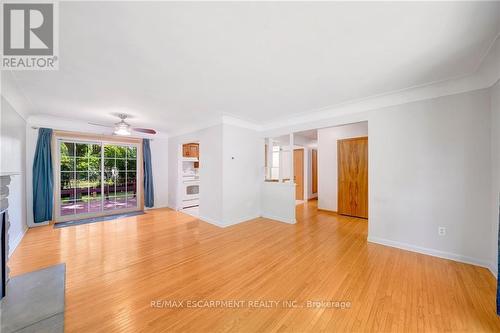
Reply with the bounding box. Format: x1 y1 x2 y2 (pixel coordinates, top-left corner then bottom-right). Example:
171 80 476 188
294 149 304 200
312 149 318 194
338 137 368 218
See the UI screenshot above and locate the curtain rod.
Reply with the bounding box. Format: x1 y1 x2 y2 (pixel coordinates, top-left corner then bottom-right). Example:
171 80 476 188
30 126 154 140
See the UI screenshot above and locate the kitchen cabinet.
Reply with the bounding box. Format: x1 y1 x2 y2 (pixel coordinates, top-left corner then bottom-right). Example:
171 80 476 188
189 144 198 158
182 143 199 159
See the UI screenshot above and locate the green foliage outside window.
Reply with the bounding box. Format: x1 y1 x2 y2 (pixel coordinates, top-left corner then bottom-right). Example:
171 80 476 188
60 142 137 203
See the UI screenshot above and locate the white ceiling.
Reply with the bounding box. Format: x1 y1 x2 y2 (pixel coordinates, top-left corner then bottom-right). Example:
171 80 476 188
3 1 500 134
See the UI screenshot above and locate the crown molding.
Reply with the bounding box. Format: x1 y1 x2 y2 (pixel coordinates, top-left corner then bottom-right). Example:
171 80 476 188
259 73 486 133
3 35 499 138
171 35 499 138
1 71 31 121
476 34 500 88
259 36 500 134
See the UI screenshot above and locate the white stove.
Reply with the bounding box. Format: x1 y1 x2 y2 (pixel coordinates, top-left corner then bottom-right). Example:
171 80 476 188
182 175 199 208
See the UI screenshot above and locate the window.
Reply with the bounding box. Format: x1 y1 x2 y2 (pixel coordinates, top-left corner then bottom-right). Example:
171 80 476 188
271 146 280 180
58 140 139 220
265 136 293 182
103 144 137 211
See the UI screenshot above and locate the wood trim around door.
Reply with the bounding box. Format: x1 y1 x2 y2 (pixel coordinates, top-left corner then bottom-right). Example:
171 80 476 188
337 136 368 219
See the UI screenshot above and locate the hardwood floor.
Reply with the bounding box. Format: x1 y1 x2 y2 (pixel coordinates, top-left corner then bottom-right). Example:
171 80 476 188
9 201 500 332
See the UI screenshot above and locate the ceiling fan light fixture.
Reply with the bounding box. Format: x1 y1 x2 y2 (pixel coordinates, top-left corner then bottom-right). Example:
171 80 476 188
114 122 131 136
91 114 155 136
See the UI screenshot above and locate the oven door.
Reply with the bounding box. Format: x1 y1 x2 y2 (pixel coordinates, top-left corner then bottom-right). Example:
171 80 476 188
183 182 199 200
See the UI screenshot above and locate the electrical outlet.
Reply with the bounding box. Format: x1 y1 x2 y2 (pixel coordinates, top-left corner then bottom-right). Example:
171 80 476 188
438 227 446 236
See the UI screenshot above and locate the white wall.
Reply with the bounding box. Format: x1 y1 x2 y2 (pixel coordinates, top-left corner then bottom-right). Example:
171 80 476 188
261 182 296 224
280 148 292 181
25 115 169 226
199 125 224 223
317 122 368 211
261 88 496 271
307 147 318 200
169 123 262 227
368 89 492 268
222 124 262 225
149 137 169 209
1 97 28 255
168 124 224 223
490 80 500 275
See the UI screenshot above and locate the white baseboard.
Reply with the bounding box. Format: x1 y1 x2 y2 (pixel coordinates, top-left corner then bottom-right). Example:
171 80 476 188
225 215 260 226
9 226 28 257
488 264 498 278
199 216 222 227
27 221 49 228
261 214 296 225
367 236 495 276
199 215 260 228
144 205 169 211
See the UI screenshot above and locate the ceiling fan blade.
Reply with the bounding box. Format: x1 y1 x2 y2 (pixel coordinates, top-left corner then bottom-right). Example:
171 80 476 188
132 128 157 135
88 122 112 128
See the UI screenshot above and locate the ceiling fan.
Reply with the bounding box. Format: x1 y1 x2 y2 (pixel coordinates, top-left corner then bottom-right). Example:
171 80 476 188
89 114 157 136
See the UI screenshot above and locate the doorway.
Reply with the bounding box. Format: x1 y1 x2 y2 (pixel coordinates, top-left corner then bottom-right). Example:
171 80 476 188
55 139 141 222
294 121 368 219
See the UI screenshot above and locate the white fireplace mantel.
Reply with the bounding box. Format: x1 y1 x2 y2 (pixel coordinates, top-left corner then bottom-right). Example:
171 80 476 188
1 173 19 212
1 173 18 301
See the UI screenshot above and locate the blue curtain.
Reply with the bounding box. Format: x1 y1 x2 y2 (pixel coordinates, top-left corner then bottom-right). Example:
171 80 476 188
143 139 154 208
32 128 53 223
